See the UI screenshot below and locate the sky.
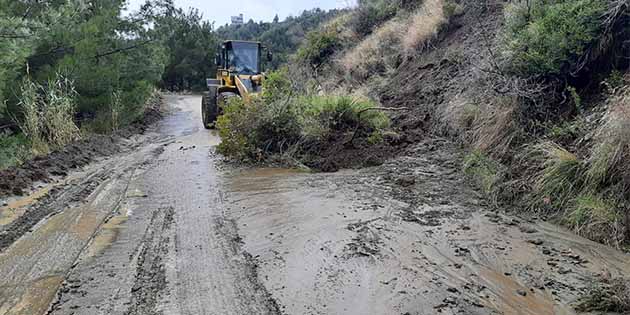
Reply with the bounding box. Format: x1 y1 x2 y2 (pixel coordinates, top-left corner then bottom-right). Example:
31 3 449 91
125 0 356 26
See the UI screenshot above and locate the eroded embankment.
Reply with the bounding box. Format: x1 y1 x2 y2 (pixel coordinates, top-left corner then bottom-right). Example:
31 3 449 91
0 98 162 198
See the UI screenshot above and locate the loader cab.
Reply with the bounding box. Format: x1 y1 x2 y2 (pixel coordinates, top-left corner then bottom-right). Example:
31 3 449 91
202 40 272 129
216 40 271 75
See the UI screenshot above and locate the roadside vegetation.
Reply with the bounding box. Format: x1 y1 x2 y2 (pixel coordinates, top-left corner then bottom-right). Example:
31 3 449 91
217 70 390 169
0 0 339 171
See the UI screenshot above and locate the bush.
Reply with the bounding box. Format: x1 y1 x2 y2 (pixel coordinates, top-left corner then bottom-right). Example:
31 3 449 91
349 1 399 37
0 133 31 170
502 0 607 78
217 71 390 163
302 95 390 140
296 24 343 71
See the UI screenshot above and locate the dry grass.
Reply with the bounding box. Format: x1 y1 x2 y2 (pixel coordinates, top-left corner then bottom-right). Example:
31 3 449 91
471 99 521 157
17 78 48 154
402 0 447 54
43 75 80 147
576 277 630 313
438 94 521 158
339 0 448 82
532 142 584 210
586 85 630 191
111 90 122 132
16 74 80 151
437 94 480 135
339 17 407 81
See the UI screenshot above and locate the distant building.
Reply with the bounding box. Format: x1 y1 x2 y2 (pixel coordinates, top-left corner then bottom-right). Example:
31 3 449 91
231 14 244 25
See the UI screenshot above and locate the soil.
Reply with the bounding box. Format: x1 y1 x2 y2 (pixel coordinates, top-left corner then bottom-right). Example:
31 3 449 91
0 98 163 198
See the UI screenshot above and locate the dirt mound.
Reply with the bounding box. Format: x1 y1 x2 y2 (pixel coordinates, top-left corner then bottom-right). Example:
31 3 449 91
304 128 425 172
0 98 163 198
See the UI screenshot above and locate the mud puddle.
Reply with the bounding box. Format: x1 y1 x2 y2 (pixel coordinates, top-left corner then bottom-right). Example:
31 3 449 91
224 139 630 315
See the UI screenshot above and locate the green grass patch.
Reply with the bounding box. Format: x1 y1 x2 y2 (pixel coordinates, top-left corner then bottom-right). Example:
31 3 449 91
0 133 31 170
533 142 585 209
463 150 506 204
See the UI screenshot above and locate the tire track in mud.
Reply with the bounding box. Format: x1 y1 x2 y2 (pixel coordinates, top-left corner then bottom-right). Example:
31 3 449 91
210 215 283 315
126 206 175 315
0 170 111 253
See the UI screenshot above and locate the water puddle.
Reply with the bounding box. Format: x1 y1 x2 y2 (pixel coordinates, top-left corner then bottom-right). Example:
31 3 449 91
0 185 51 227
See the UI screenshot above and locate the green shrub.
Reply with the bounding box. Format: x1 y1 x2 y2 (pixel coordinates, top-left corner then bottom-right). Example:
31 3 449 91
349 1 399 37
296 24 342 70
502 0 607 77
0 133 31 170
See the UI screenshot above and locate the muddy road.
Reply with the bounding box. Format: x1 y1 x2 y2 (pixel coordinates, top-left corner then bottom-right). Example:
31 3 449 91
1 95 629 315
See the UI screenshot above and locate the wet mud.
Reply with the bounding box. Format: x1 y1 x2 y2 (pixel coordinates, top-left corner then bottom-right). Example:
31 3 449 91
225 139 630 315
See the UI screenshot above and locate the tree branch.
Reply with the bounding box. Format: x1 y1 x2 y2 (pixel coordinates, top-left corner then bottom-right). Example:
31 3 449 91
94 39 154 60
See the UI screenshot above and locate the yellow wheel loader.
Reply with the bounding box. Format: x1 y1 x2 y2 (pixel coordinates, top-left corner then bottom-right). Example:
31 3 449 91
202 40 272 129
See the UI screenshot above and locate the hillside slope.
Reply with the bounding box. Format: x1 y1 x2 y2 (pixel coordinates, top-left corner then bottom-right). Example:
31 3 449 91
295 0 630 251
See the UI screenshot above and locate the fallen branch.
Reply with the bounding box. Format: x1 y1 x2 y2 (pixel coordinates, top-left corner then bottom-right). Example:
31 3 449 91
356 107 409 115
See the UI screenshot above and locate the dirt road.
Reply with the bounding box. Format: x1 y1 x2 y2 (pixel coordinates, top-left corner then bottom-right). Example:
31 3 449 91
1 95 629 315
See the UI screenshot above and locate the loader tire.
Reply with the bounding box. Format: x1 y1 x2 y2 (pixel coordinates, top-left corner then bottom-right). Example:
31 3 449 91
201 88 218 129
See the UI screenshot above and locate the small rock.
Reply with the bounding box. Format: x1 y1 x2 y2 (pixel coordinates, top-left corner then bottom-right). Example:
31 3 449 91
519 226 538 234
507 219 520 226
558 267 571 275
395 176 416 187
542 249 552 255
516 289 527 297
443 297 457 305
434 303 448 309
447 287 459 293
453 263 463 269
528 239 544 246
